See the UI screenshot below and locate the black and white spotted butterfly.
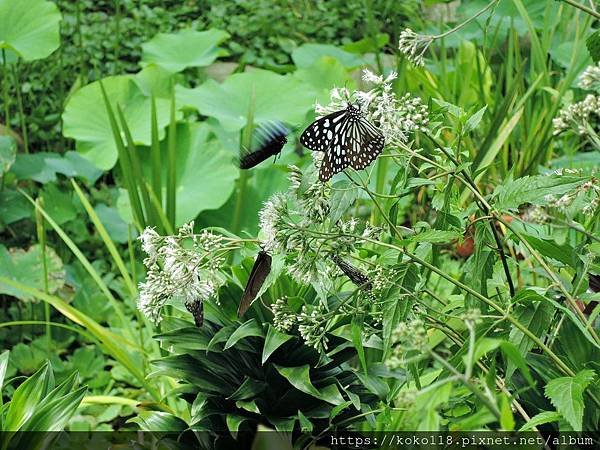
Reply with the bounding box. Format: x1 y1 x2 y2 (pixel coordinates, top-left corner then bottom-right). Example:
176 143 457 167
239 121 289 169
300 103 384 181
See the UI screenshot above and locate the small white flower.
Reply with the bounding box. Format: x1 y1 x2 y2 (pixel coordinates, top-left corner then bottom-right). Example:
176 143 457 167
580 62 600 92
398 28 434 67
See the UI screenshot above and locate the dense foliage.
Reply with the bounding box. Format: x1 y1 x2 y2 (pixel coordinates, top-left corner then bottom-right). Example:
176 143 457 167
0 0 599 448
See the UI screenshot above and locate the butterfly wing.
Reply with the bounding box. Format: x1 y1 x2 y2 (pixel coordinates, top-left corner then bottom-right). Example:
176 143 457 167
300 109 347 152
185 300 204 327
238 251 272 317
348 118 385 170
240 122 289 169
319 129 353 181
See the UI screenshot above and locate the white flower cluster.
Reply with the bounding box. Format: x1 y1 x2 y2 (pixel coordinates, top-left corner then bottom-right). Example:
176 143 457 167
137 222 226 323
579 62 600 92
315 69 429 146
386 319 428 369
553 94 600 137
272 297 295 332
297 303 329 351
398 28 434 67
543 177 600 216
258 165 371 286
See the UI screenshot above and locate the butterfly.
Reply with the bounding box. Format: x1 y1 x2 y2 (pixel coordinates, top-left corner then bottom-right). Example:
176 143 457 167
300 103 384 181
238 250 272 317
332 255 372 291
185 299 204 327
239 121 289 169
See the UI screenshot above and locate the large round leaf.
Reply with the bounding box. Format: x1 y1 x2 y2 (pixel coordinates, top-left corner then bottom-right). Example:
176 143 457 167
176 69 316 131
0 244 64 301
62 76 173 170
0 0 61 61
291 43 366 69
141 28 229 73
118 123 238 226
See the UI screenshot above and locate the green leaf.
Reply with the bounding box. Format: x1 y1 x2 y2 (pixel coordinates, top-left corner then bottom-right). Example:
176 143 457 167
506 291 554 380
351 317 367 373
0 244 65 301
128 411 188 431
226 414 248 434
94 204 130 244
407 229 461 244
135 122 238 226
464 105 487 134
274 365 322 400
493 174 589 212
20 386 86 431
499 341 534 386
519 411 562 431
10 151 103 184
293 56 354 106
176 69 315 132
141 28 229 73
227 377 267 401
586 29 600 63
329 181 359 223
224 319 264 350
513 233 577 268
544 369 596 430
291 43 365 68
62 76 173 170
0 0 61 61
297 410 313 433
382 264 418 359
0 135 16 176
0 350 9 397
500 393 515 431
0 189 32 225
262 325 293 364
40 184 77 225
4 363 50 431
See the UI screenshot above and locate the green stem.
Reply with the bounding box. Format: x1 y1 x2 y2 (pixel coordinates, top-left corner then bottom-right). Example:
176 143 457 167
434 0 500 39
35 198 51 345
12 63 28 153
561 0 600 19
2 49 10 129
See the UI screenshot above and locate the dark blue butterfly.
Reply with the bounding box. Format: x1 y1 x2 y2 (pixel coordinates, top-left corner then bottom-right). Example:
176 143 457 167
239 122 289 169
300 103 384 181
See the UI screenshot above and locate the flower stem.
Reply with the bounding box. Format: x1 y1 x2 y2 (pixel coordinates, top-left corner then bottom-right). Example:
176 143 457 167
434 0 500 40
561 0 600 19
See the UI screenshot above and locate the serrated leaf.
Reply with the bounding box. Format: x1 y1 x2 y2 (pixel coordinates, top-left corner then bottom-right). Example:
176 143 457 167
586 29 600 63
493 174 588 212
519 411 562 431
544 369 596 430
464 105 487 134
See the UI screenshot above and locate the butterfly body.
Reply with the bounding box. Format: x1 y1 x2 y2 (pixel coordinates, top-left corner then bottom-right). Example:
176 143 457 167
300 104 384 181
185 299 204 327
332 255 372 291
238 250 272 317
239 122 289 169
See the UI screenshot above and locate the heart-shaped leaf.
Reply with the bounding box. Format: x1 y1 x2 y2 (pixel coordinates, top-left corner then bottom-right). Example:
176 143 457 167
176 69 315 131
0 0 61 61
291 43 366 69
0 244 65 301
0 135 16 176
62 76 173 170
141 28 229 73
